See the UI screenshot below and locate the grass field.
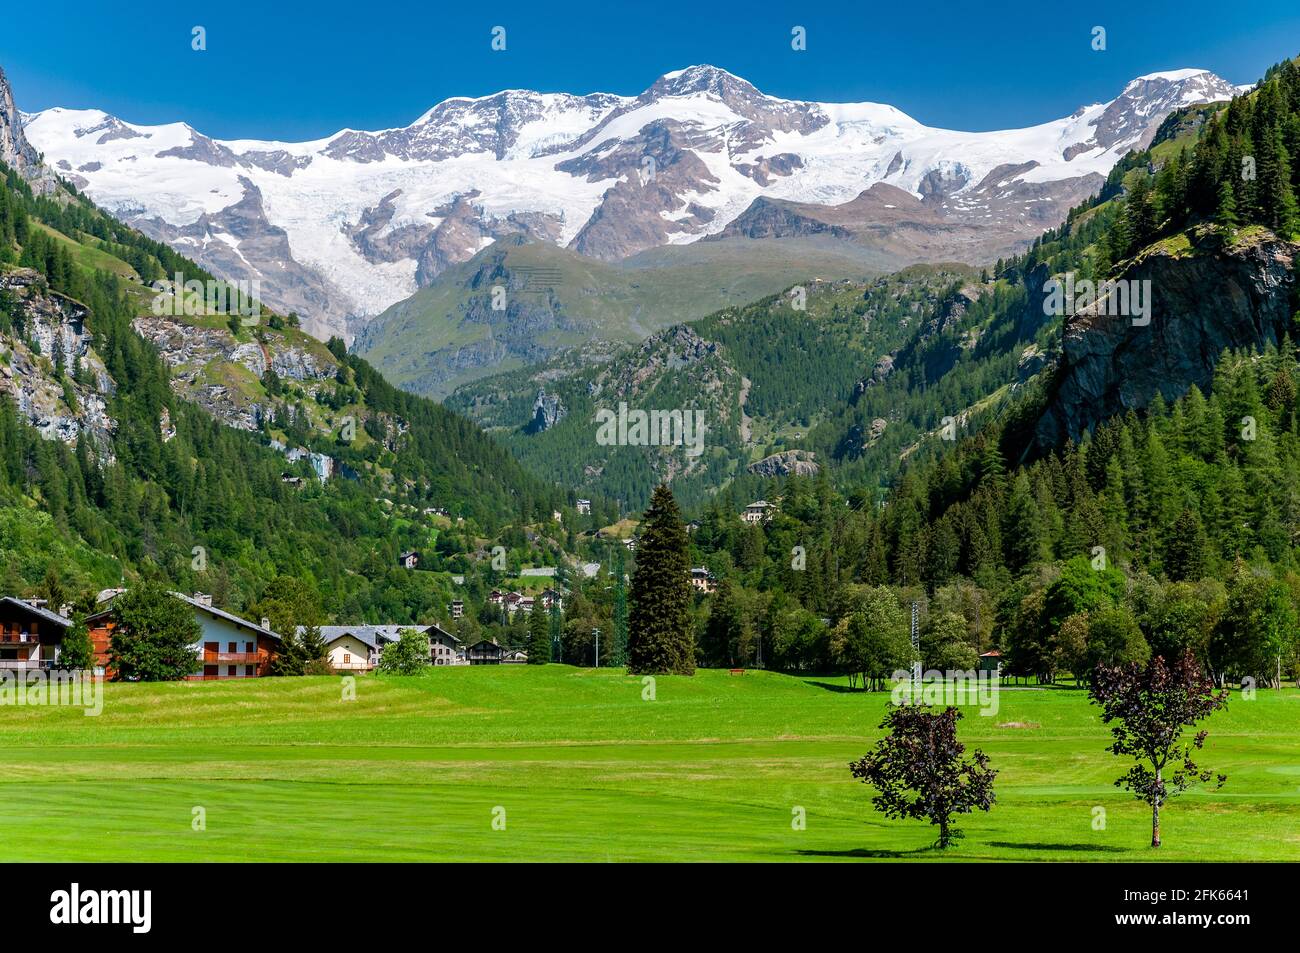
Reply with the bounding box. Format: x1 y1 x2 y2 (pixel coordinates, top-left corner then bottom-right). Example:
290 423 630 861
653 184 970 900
1 667 1297 862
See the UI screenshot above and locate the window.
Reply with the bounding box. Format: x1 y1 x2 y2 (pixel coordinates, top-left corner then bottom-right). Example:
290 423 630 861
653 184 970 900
227 666 236 677
343 653 351 664
245 642 254 653
245 665 254 677
227 642 237 653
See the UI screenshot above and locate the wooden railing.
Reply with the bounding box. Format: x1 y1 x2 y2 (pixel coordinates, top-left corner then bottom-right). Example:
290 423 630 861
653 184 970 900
203 651 261 664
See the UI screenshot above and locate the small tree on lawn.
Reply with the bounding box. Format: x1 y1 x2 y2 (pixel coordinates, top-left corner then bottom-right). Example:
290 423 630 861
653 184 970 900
376 628 430 675
527 604 550 664
1089 651 1229 848
849 704 997 849
108 584 201 681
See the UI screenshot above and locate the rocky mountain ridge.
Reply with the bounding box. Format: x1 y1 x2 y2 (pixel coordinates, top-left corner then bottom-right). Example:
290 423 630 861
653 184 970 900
18 64 1241 341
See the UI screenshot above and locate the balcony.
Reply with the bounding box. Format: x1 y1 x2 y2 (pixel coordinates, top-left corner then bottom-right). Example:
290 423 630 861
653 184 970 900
0 632 40 645
0 659 53 670
203 651 261 664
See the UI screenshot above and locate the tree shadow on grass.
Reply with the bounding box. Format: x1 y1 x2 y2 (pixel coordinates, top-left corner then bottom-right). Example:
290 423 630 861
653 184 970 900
795 847 938 858
989 841 1127 853
806 681 873 694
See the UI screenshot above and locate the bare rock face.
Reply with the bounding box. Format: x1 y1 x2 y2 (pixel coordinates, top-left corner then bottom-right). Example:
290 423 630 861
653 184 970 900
132 314 333 431
1032 228 1299 453
0 68 55 192
0 269 116 452
747 449 820 477
529 388 566 432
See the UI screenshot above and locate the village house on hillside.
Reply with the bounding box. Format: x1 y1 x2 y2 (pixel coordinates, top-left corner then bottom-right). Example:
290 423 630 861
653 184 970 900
741 500 776 523
86 591 280 680
689 567 716 594
467 638 504 665
397 550 420 570
489 590 536 615
312 622 464 671
0 597 74 671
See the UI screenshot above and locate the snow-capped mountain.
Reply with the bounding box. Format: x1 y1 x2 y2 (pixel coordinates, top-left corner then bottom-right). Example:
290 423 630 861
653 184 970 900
20 65 1239 340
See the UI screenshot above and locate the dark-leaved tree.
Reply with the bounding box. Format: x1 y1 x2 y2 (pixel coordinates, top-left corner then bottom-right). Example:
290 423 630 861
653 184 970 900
628 484 695 675
849 704 997 848
1089 651 1229 848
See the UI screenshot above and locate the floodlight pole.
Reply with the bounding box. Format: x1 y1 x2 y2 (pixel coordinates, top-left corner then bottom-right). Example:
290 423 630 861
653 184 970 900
910 600 920 699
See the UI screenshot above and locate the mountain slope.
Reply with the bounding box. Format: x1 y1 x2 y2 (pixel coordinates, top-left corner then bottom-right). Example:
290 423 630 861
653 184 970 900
444 265 978 507
0 137 575 623
20 65 1239 340
352 233 892 397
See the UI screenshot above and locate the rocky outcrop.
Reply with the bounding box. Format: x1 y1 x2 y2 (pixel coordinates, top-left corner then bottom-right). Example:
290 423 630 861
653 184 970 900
0 269 115 451
529 388 566 432
747 449 820 477
132 315 333 430
0 68 55 192
1032 228 1299 453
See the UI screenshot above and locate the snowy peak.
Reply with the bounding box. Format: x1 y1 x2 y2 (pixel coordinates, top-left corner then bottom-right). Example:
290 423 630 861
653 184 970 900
1096 68 1240 151
19 63 1242 340
648 64 762 100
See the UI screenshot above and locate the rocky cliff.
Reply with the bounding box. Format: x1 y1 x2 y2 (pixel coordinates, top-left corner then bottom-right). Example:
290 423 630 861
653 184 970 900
1032 226 1299 452
0 269 116 453
0 68 55 192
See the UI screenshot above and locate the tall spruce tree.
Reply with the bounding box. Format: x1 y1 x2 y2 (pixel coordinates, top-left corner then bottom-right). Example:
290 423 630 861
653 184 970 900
527 602 550 664
628 484 695 675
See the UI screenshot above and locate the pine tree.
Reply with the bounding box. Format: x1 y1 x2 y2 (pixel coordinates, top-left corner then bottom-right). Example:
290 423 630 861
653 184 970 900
527 603 549 664
1164 508 1209 582
1214 178 1239 236
628 484 695 675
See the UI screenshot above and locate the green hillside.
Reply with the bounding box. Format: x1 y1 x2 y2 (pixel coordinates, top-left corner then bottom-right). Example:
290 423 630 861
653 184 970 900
353 234 885 398
0 161 570 622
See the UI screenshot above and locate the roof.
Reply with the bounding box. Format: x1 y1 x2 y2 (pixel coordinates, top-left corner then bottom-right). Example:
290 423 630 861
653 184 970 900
87 591 279 640
979 650 1003 657
312 622 460 649
0 597 73 630
170 592 281 641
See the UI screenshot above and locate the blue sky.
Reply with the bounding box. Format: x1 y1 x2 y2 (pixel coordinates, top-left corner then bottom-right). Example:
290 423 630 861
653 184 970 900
2 0 1297 139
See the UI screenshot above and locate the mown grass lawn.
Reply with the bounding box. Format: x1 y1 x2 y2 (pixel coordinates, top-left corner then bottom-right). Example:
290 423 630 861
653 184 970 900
0 666 1296 861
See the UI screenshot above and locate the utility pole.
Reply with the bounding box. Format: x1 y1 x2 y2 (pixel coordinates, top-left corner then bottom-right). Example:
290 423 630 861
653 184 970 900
592 627 600 669
910 600 920 700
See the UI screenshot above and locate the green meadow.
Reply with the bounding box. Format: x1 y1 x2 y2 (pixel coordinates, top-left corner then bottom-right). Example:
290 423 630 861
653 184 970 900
0 667 1296 862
